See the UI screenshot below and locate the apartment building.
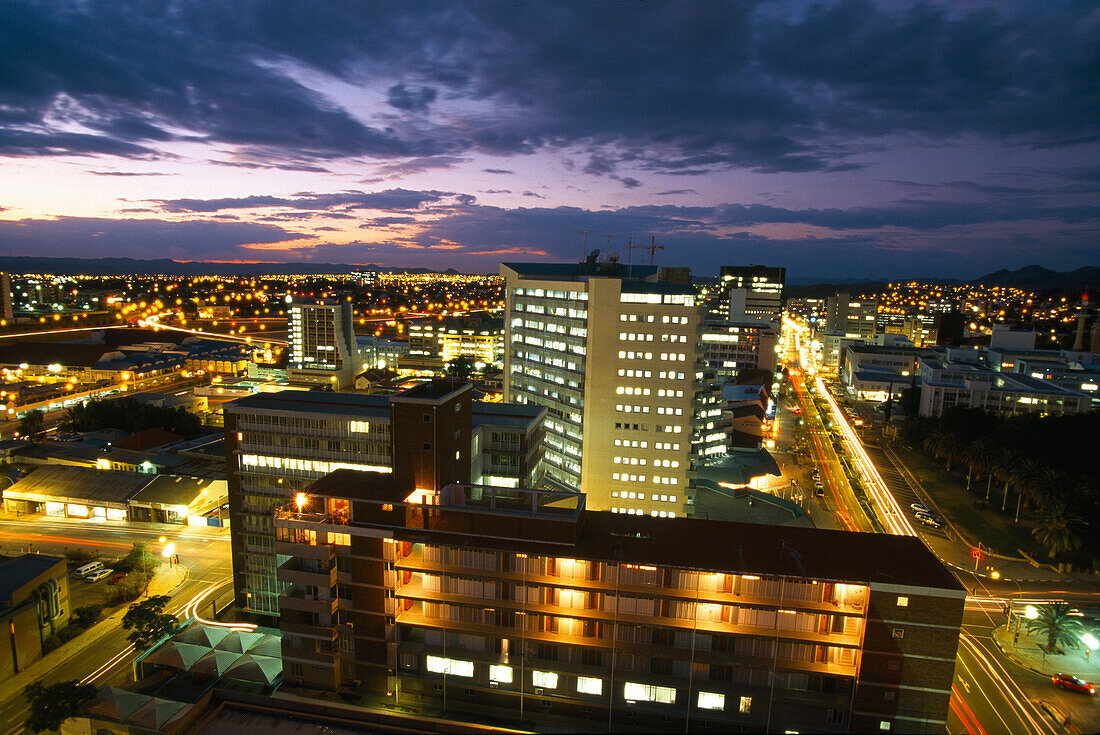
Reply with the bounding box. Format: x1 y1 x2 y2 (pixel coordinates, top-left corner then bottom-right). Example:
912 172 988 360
701 319 778 382
273 473 964 734
286 296 360 389
501 261 725 516
224 381 545 617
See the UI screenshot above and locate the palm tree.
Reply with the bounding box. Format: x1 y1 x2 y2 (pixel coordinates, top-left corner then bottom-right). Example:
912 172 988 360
964 438 995 494
1032 502 1088 559
1029 468 1067 514
993 448 1018 511
1012 458 1043 522
1025 603 1084 654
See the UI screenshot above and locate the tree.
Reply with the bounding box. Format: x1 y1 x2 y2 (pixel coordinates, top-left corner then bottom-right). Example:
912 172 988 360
445 356 477 380
1025 603 1084 654
993 448 1018 511
1032 503 1088 559
121 595 177 649
964 438 995 495
24 680 96 733
17 410 45 438
899 374 920 417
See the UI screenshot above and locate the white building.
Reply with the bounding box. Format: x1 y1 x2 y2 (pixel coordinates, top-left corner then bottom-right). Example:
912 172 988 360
501 260 726 516
285 296 359 389
918 359 1092 417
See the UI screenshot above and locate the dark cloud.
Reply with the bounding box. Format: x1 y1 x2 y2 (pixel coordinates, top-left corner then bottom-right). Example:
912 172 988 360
385 83 438 112
2 2 1093 175
0 216 307 259
375 156 468 175
617 177 642 189
89 170 173 177
656 189 696 196
152 188 466 213
482 169 515 175
522 191 545 199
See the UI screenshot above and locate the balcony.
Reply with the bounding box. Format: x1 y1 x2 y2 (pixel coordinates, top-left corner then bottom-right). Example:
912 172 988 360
279 588 338 617
277 558 337 589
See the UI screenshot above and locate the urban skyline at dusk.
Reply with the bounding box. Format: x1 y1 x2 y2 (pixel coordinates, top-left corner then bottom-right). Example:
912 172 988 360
1 1 1098 278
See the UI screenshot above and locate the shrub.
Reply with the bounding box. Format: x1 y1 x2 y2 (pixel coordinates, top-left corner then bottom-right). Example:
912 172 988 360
65 549 95 566
72 604 103 628
107 572 150 606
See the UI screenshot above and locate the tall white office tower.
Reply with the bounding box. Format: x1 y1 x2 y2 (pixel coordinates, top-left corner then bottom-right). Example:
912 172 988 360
285 296 360 389
502 259 725 518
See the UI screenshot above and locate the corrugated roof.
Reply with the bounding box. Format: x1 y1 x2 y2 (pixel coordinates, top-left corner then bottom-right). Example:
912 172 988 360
3 465 152 506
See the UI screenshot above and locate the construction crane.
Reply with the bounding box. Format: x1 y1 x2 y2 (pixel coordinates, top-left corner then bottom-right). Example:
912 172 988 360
625 237 664 265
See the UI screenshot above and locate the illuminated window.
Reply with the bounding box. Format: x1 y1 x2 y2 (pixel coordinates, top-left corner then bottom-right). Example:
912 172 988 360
880 722 891 731
328 533 350 546
623 682 675 703
532 670 558 689
489 665 512 683
697 691 724 710
740 696 752 713
577 676 603 695
426 656 473 677
896 596 908 607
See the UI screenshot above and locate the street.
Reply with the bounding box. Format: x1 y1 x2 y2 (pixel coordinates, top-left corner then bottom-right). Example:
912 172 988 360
0 516 233 735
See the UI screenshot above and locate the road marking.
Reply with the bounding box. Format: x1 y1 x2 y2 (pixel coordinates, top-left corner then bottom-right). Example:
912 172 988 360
957 676 971 694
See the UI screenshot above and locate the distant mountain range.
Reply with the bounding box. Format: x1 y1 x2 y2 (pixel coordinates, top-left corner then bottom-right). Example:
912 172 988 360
974 265 1100 292
0 256 462 277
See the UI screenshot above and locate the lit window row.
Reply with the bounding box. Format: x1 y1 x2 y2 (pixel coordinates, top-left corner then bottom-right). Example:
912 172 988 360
612 473 647 483
656 425 683 433
661 316 689 324
659 353 688 361
613 491 678 503
620 313 655 322
618 351 653 360
660 334 688 343
241 454 392 475
656 389 684 397
613 456 647 466
617 368 652 378
620 332 654 342
653 476 680 486
616 386 650 396
656 407 683 415
658 371 686 379
615 404 649 413
613 439 648 448
654 442 680 450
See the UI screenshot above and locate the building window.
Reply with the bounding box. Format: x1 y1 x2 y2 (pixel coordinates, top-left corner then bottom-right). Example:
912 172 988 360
577 676 603 695
426 655 474 678
532 670 558 689
623 682 675 704
490 665 512 683
880 722 891 731
896 596 908 607
739 695 752 713
423 442 432 451
892 628 905 639
423 413 432 422
887 659 900 671
697 692 724 710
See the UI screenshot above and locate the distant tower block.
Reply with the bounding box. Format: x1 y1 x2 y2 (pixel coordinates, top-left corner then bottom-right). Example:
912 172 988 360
1073 314 1088 351
0 272 12 323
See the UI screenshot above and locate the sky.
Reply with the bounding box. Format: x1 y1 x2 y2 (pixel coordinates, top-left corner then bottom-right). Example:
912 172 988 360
0 0 1097 279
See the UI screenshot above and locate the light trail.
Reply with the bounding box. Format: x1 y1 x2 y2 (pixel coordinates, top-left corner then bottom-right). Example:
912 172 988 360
142 313 288 346
812 372 917 537
959 632 1056 735
0 324 129 340
182 580 256 631
950 685 986 735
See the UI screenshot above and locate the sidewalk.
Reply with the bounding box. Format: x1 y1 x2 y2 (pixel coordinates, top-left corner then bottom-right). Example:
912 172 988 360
0 562 190 704
991 623 1100 679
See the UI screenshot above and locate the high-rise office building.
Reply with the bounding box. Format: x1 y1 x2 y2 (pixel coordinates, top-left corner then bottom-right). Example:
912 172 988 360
285 296 360 389
825 292 879 339
700 319 778 382
712 265 786 322
274 473 964 734
501 260 725 516
224 382 545 617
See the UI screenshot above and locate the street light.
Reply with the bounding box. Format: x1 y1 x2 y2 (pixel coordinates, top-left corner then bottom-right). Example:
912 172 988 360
1024 605 1039 620
296 493 308 513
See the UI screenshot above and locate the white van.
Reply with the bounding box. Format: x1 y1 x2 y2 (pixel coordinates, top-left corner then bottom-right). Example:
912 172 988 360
84 568 114 583
75 561 104 577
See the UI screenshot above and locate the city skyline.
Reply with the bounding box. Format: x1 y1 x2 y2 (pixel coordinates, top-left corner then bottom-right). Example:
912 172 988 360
1 1 1098 278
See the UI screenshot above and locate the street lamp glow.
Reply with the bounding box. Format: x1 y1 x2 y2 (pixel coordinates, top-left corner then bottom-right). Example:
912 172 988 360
296 493 308 512
1024 605 1039 620
990 570 1000 580
161 543 175 558
1083 633 1099 651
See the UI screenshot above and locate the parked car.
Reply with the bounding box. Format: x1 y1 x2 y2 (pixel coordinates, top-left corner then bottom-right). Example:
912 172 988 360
85 568 114 583
74 561 104 578
108 572 127 585
910 503 930 514
1052 674 1095 694
917 516 943 529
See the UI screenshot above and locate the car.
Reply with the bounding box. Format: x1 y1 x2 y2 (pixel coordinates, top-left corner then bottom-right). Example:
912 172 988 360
814 488 825 497
917 516 943 529
910 503 930 514
1052 674 1095 694
811 469 820 478
107 572 127 585
915 509 942 522
84 568 114 583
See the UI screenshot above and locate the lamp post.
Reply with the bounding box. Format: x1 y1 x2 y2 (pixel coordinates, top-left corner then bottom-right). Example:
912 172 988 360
162 543 177 577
